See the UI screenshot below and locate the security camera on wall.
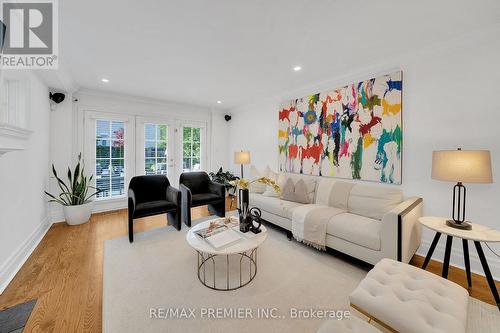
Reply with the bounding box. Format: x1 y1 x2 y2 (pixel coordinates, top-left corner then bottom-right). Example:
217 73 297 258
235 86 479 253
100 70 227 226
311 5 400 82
49 92 66 111
224 114 232 122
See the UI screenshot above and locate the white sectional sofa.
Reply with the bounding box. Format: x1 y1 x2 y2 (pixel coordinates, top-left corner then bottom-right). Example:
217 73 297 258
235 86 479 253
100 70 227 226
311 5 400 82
249 173 423 265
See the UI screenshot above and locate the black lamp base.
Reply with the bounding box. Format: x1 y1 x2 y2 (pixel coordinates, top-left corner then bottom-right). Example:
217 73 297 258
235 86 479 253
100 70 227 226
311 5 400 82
446 219 472 230
448 181 472 230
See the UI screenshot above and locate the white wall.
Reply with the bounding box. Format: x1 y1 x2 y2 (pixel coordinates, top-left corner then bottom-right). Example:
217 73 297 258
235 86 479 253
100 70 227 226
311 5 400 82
48 91 230 221
228 27 500 279
48 93 75 222
0 73 51 293
210 110 230 171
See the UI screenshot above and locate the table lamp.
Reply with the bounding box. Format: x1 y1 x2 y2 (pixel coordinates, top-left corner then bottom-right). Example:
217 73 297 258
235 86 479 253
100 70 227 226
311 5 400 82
234 150 251 178
432 148 493 230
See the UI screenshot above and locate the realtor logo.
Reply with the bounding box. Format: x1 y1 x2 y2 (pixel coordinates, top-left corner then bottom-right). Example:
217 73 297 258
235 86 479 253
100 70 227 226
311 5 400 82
1 0 58 69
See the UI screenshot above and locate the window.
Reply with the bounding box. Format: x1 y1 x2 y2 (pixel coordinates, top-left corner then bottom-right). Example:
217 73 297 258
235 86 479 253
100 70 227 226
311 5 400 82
0 77 31 156
144 123 168 175
1 77 28 128
182 126 201 172
95 120 125 198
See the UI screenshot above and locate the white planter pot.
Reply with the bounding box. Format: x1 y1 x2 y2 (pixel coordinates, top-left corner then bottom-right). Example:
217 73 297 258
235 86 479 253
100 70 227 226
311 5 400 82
63 201 94 226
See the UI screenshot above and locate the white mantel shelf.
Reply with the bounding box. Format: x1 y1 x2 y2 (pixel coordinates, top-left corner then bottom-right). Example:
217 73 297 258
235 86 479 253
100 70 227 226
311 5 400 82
0 123 33 156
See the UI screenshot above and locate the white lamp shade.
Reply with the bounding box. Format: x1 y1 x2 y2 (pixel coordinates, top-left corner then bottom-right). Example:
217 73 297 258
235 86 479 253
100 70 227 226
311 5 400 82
432 150 493 183
234 151 251 164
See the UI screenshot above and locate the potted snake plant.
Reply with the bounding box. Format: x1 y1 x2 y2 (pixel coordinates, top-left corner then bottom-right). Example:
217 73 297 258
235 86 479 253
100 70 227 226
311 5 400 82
45 153 102 225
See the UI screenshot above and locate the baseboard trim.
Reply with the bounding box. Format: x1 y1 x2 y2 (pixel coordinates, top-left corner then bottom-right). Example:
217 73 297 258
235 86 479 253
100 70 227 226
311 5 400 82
49 207 65 224
416 238 500 281
0 217 51 294
49 199 128 224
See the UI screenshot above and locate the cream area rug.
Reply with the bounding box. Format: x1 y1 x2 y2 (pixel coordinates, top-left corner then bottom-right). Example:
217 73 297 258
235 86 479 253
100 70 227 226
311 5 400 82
103 217 500 333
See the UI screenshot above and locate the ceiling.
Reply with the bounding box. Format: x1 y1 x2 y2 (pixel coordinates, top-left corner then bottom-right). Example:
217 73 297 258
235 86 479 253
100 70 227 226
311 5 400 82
52 0 500 110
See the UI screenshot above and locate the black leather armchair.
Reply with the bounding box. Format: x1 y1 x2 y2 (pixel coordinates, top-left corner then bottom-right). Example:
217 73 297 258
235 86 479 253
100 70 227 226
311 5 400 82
179 171 225 227
128 175 181 242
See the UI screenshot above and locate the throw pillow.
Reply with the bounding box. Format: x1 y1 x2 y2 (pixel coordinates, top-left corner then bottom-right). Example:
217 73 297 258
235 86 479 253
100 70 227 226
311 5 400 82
281 178 295 201
262 173 287 197
248 165 266 193
292 179 311 204
281 178 310 204
301 178 317 203
262 187 280 197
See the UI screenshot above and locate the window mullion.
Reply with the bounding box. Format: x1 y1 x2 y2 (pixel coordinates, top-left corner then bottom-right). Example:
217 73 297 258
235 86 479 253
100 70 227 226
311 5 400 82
109 123 112 195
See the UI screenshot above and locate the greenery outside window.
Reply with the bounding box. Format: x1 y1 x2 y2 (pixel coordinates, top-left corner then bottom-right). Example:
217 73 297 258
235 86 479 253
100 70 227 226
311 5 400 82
182 126 201 172
95 120 125 198
144 123 168 175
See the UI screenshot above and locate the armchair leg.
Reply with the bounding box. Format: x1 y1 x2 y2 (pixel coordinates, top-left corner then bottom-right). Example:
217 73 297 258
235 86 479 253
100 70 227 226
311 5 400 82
209 202 225 218
167 211 181 231
183 204 191 227
128 217 134 243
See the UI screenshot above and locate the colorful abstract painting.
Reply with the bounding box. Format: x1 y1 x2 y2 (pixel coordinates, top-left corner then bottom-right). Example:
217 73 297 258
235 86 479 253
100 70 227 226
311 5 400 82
278 71 402 184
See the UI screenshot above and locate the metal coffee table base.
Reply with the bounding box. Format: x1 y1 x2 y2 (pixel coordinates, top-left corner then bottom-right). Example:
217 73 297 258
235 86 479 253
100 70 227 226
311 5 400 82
196 249 258 291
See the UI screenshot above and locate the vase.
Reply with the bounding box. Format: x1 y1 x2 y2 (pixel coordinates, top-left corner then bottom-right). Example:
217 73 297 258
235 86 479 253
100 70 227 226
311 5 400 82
63 201 94 226
238 188 251 233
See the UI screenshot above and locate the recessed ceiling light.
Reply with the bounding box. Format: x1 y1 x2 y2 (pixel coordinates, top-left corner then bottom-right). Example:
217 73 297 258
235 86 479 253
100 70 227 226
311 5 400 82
293 66 302 71
101 78 109 83
217 100 222 104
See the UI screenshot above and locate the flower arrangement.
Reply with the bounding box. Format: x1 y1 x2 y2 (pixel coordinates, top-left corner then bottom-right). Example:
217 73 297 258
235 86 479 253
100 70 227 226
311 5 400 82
230 177 281 193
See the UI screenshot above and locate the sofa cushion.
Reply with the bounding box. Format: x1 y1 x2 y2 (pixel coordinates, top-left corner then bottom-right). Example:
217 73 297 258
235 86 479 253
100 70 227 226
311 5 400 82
330 181 355 210
249 193 302 219
327 213 381 251
293 204 346 225
315 179 354 209
348 185 403 220
315 178 336 205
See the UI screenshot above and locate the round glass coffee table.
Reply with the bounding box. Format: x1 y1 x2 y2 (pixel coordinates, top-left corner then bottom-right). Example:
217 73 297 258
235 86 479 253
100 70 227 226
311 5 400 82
186 218 267 291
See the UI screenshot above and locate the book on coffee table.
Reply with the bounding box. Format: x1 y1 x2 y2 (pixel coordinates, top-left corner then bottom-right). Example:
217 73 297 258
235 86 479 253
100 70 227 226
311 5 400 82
193 217 242 249
204 229 242 249
195 217 239 239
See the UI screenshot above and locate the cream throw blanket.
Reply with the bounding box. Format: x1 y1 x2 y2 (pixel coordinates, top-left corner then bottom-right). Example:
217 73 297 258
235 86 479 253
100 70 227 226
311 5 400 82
292 205 344 251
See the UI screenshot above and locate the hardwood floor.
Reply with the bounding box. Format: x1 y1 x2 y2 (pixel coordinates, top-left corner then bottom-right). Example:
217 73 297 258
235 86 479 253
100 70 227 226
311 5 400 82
0 202 229 332
0 198 498 332
410 254 500 307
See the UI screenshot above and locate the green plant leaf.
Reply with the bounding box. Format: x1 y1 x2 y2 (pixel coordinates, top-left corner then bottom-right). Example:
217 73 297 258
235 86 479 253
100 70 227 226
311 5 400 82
67 165 72 181
46 152 99 206
44 191 68 205
72 161 80 194
52 166 72 203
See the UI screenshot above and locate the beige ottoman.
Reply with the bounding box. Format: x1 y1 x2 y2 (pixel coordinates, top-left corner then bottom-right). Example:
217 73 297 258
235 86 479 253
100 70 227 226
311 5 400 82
349 258 469 333
317 316 381 332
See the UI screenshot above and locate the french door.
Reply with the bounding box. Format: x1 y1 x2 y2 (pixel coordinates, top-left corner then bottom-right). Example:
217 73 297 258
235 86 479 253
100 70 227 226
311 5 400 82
178 122 207 174
84 111 135 201
82 112 208 207
136 119 207 185
136 117 176 180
